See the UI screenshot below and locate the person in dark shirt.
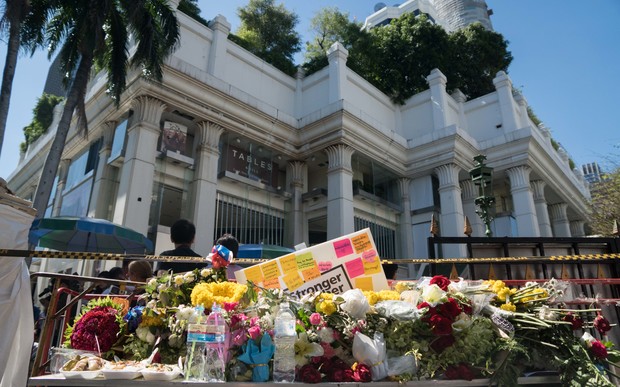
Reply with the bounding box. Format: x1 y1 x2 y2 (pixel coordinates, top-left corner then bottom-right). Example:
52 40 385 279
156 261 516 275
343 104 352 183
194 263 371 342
158 219 204 273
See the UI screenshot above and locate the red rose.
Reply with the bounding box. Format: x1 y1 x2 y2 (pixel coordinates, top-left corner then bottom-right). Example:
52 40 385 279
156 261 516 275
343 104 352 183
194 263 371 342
461 301 473 315
353 363 372 382
590 340 608 359
299 364 322 383
444 363 475 381
329 368 353 382
440 298 462 319
429 314 453 335
562 313 583 330
593 315 611 335
430 334 455 353
430 275 451 291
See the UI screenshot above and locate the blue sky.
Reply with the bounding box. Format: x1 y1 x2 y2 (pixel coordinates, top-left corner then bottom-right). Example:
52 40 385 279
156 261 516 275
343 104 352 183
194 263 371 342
0 0 618 180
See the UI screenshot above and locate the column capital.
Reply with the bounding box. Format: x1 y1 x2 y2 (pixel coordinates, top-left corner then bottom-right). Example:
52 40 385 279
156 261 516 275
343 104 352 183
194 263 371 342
460 179 477 200
99 120 117 152
325 144 354 172
397 177 412 199
493 70 512 90
327 42 349 63
530 180 546 201
131 96 167 128
549 202 569 222
506 165 532 191
196 121 224 152
208 15 231 35
288 160 307 188
434 163 460 190
426 68 447 87
570 220 586 237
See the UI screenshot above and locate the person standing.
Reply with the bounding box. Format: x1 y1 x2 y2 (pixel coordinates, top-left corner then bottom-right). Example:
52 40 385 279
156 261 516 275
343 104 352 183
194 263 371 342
214 234 242 280
158 219 204 273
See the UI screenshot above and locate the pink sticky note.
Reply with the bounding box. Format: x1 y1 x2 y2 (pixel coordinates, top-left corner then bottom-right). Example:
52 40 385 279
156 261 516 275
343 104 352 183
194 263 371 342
344 258 364 278
362 250 377 262
333 239 354 258
318 261 333 272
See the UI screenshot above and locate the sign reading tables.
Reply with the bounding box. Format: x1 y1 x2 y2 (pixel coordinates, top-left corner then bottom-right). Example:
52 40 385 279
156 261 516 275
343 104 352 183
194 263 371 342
235 229 389 296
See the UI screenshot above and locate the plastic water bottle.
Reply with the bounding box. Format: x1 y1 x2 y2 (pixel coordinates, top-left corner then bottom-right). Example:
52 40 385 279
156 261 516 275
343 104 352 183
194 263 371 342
185 306 207 381
205 303 226 382
273 301 297 383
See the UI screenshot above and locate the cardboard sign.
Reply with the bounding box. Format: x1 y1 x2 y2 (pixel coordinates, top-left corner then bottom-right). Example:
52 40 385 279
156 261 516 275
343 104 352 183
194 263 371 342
235 229 389 295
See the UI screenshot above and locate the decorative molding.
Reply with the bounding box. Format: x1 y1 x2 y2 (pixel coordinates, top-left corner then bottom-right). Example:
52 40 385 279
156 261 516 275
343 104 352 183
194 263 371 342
531 180 546 201
434 163 460 189
506 166 532 191
131 96 167 127
460 180 477 200
288 160 306 188
397 178 411 199
196 121 224 151
549 203 569 222
325 144 354 172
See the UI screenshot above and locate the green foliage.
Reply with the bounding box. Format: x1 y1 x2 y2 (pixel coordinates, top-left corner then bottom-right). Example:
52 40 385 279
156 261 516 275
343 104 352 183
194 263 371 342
550 138 560 151
178 0 208 26
20 93 64 152
588 166 620 236
302 11 512 104
235 0 301 76
527 106 542 127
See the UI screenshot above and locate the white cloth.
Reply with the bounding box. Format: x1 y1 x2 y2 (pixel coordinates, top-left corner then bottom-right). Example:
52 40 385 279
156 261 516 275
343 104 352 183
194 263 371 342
0 204 35 387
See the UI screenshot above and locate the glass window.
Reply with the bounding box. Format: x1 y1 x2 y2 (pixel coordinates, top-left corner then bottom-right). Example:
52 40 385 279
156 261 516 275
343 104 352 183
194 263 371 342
108 119 128 163
60 178 93 217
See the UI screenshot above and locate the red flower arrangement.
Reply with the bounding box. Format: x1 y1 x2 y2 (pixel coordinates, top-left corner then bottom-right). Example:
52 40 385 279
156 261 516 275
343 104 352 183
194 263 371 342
300 356 372 383
590 340 608 359
562 312 583 330
429 275 451 291
70 306 121 352
444 363 475 381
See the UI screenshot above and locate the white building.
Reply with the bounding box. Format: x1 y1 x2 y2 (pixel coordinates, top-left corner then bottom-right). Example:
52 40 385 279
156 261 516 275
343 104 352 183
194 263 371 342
363 0 493 32
7 6 590 277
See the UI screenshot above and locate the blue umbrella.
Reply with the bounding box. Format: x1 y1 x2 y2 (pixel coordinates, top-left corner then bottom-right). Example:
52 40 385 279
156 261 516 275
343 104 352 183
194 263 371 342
237 244 294 259
29 216 153 254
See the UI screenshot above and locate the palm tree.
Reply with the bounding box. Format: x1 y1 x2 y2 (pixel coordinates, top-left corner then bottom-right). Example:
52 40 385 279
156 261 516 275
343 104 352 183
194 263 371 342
25 0 180 217
0 0 30 160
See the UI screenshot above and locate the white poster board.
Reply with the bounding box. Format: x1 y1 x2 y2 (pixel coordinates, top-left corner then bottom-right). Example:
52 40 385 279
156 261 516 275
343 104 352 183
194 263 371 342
235 229 389 296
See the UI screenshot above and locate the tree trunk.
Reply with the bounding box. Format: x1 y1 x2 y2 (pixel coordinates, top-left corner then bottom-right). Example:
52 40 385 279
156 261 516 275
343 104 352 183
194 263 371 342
0 0 27 161
32 53 94 218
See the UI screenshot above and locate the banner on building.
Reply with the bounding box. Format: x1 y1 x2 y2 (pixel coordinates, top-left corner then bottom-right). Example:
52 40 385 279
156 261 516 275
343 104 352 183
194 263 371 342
234 228 389 295
161 121 188 154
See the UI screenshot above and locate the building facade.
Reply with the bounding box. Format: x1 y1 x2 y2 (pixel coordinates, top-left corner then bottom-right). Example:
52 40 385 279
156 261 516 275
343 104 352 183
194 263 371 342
363 0 493 32
8 7 590 277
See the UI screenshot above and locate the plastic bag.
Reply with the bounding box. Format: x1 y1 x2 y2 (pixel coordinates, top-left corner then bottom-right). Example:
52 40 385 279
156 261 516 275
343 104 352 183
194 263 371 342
352 332 388 381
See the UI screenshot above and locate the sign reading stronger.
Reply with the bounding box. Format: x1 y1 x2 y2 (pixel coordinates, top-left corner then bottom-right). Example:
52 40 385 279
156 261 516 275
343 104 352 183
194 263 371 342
234 229 389 295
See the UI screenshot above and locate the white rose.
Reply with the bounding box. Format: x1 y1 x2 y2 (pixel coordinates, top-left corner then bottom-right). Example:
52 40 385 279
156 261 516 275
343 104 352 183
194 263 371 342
136 326 150 342
340 289 370 319
148 278 158 287
157 283 167 293
421 284 446 306
146 300 157 309
400 290 421 305
183 272 195 283
200 268 210 278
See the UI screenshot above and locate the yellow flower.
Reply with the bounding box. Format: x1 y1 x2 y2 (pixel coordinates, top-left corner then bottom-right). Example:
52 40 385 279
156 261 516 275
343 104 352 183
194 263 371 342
363 291 379 305
497 287 512 302
377 290 401 301
394 282 409 294
500 302 516 312
140 314 166 327
318 300 336 315
191 281 247 307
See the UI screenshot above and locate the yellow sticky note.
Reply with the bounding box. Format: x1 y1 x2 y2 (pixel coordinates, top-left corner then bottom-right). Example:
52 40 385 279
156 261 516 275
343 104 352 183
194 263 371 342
280 254 298 273
296 252 315 271
352 233 372 254
244 265 264 284
363 256 382 275
263 277 281 289
261 260 281 281
355 277 374 291
282 272 304 291
302 266 321 282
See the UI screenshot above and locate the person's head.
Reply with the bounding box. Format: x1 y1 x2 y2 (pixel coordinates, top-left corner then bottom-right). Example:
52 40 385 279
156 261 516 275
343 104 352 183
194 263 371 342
170 219 196 245
128 260 153 282
216 233 239 257
109 266 126 280
382 263 398 280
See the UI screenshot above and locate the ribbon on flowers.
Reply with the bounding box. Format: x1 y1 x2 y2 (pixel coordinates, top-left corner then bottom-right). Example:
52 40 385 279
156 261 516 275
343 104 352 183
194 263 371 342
209 244 232 270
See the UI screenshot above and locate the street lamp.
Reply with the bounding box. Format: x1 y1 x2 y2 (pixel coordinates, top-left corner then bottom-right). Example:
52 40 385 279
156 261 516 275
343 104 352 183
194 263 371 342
469 154 495 237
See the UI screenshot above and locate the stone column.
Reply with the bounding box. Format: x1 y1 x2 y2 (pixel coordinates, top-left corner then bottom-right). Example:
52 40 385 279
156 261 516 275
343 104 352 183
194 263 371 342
434 163 466 257
531 180 552 237
191 121 224 255
207 15 231 78
287 161 308 246
89 121 115 218
451 89 468 131
327 42 348 104
397 178 416 277
493 71 519 132
51 159 71 216
570 220 586 237
460 180 484 237
113 96 166 235
427 69 449 130
549 203 571 237
325 144 355 239
506 166 540 236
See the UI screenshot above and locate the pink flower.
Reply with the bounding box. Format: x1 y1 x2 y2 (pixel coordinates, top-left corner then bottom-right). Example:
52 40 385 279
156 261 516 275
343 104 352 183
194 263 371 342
248 325 262 340
232 329 248 346
320 342 336 359
223 302 238 312
230 313 248 327
309 313 323 326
